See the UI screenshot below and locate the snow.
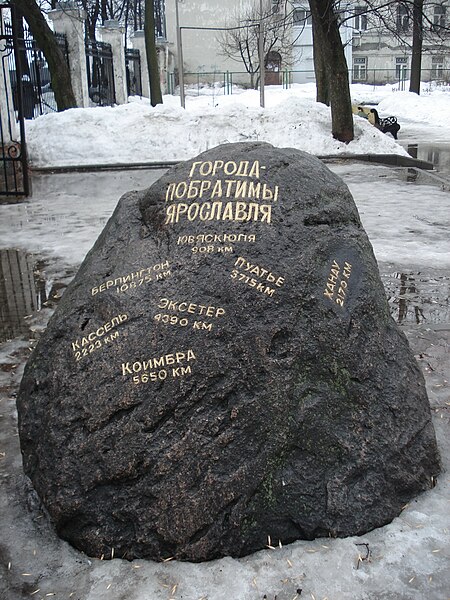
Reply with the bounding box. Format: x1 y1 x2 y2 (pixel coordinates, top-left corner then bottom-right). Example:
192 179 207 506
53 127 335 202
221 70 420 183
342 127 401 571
27 83 450 168
1 83 450 599
378 90 450 127
28 95 403 168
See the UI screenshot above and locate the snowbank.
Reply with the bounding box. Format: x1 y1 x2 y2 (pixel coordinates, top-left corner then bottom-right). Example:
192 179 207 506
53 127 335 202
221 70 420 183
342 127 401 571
378 90 450 127
26 85 420 168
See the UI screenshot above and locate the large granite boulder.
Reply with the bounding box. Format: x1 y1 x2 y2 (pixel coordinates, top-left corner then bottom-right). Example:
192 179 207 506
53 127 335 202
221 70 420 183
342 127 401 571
17 142 440 562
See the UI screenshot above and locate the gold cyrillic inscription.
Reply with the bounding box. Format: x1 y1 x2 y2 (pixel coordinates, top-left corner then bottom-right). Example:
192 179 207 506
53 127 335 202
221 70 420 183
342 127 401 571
71 314 127 361
231 256 285 297
157 298 225 318
164 159 279 225
323 259 353 307
91 261 171 296
121 349 197 385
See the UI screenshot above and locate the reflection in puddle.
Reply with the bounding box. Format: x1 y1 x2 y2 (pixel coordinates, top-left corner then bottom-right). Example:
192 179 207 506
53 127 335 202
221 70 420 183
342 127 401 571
0 249 67 342
383 271 450 324
406 167 418 183
405 142 450 175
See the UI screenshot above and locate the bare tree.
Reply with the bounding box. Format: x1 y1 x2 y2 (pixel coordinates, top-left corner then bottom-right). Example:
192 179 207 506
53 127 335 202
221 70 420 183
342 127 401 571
410 0 424 93
311 15 330 105
218 0 295 89
144 0 162 105
308 0 354 142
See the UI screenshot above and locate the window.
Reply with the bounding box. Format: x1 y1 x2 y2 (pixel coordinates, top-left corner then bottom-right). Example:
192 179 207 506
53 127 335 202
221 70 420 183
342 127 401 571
396 57 408 80
293 8 312 26
396 4 410 33
431 56 445 78
354 6 368 31
432 5 446 29
353 57 367 81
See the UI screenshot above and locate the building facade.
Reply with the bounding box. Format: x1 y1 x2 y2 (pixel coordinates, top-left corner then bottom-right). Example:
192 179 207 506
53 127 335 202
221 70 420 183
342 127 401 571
160 0 449 88
351 1 449 86
164 0 251 85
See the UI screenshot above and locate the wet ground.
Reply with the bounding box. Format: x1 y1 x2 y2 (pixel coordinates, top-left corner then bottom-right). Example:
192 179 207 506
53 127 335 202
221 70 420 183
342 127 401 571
399 119 450 176
382 269 450 325
404 141 450 175
0 155 449 599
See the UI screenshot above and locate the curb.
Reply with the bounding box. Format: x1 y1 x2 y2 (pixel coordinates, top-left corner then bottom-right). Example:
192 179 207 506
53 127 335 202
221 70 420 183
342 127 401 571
29 161 180 174
29 154 434 174
318 153 434 170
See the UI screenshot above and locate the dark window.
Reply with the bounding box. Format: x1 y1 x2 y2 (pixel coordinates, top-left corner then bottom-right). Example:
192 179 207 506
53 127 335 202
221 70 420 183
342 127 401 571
354 6 368 30
396 4 410 33
432 5 446 30
154 0 166 39
293 8 312 26
431 56 444 77
396 56 408 80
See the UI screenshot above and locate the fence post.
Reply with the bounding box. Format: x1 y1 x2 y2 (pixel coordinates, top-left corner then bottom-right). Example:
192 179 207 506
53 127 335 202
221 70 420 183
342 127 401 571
99 20 127 104
0 14 18 142
130 30 149 98
48 2 89 108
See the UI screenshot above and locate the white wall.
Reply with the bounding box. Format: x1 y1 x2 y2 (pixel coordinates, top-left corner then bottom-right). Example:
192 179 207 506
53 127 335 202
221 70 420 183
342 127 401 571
290 4 352 85
165 0 252 84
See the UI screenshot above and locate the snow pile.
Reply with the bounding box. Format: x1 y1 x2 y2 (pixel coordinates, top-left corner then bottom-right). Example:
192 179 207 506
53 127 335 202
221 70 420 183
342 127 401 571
26 85 416 168
378 90 450 127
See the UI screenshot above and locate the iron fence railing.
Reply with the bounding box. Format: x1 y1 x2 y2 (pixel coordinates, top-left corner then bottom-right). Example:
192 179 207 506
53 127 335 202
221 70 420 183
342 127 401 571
4 19 68 119
349 68 450 90
1 3 29 196
85 39 116 106
125 47 142 97
177 68 450 96
182 71 249 95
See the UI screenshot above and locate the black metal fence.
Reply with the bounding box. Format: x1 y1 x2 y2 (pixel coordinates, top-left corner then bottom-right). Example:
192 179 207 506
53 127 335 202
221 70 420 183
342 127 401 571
125 48 142 97
1 3 29 197
85 39 116 106
4 19 68 119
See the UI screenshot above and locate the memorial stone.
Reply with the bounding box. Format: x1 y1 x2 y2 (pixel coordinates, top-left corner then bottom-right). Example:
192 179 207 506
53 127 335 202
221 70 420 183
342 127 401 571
17 142 440 562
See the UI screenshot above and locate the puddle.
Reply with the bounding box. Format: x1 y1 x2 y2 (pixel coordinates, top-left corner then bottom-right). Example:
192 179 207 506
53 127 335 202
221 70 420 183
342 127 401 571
403 142 450 175
391 166 446 186
0 249 69 343
382 270 450 324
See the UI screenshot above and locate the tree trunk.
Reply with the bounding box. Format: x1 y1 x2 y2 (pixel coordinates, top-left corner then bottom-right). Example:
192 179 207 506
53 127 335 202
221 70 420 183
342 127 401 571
311 16 329 106
409 0 423 94
144 0 162 106
13 0 77 110
12 6 30 78
308 0 354 142
101 0 108 24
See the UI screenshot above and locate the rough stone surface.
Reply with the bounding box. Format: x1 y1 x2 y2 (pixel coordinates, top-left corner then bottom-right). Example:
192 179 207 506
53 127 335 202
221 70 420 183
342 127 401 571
17 142 440 562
